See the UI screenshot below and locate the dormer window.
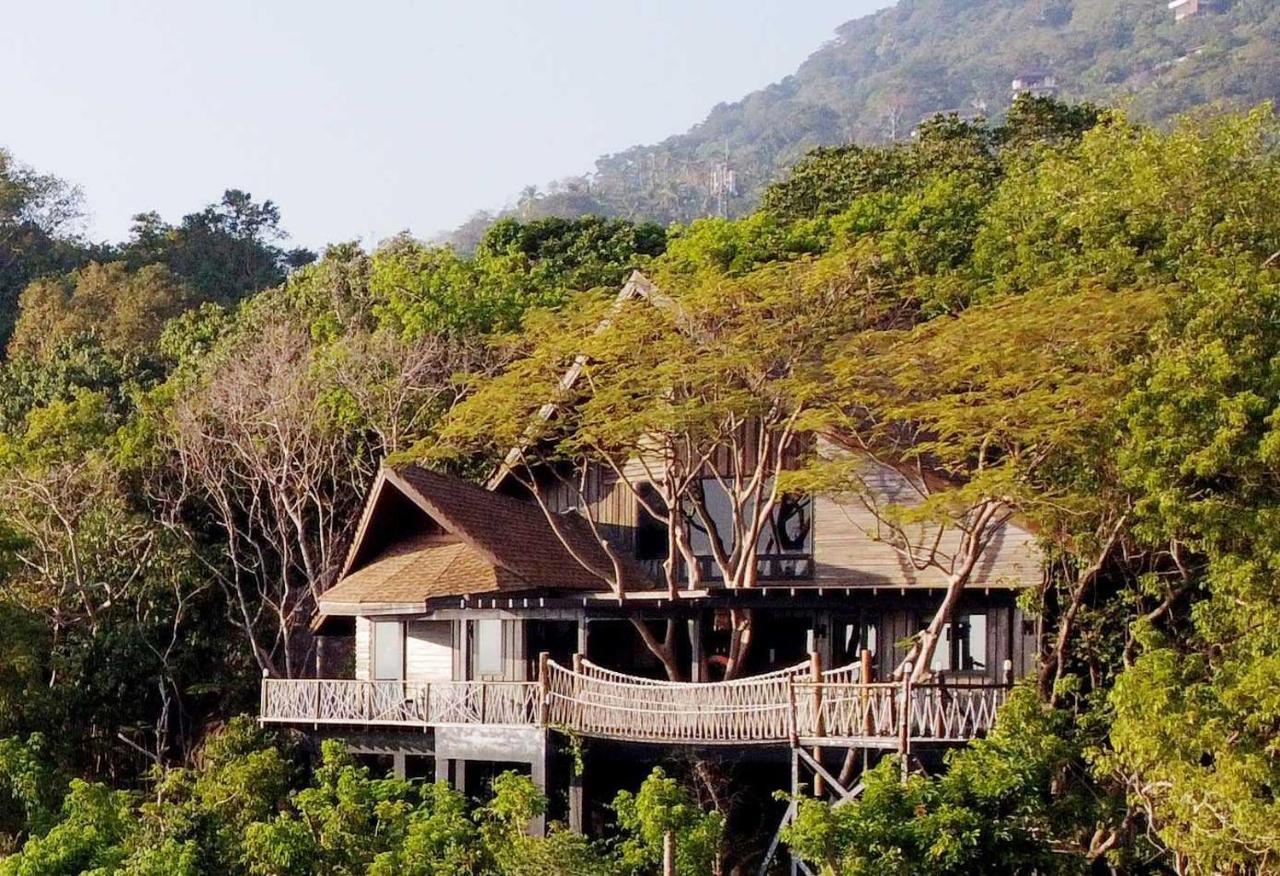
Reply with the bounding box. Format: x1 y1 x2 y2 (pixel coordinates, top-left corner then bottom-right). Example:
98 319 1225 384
635 483 669 561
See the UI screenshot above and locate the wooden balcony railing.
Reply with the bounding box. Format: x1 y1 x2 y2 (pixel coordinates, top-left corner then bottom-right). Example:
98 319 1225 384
260 678 540 727
693 553 814 582
259 660 1009 747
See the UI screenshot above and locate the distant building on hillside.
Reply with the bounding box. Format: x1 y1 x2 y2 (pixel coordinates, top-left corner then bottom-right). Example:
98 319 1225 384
1169 0 1200 22
911 103 987 138
1011 70 1058 98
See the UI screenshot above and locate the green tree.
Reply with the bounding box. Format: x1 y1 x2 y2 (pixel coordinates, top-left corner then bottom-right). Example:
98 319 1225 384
613 767 725 876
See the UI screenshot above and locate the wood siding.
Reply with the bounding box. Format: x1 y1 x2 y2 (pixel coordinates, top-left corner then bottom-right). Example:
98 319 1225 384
811 451 1041 590
355 617 371 680
406 621 453 681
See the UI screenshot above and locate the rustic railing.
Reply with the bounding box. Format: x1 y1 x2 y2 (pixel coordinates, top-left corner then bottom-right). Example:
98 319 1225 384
259 661 1009 745
546 659 810 743
693 553 813 582
260 678 540 727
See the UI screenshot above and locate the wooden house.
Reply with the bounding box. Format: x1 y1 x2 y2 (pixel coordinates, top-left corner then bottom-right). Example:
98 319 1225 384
259 273 1044 853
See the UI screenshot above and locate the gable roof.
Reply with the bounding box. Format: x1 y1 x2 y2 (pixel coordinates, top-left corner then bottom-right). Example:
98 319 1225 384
321 534 509 610
321 464 653 613
486 269 666 491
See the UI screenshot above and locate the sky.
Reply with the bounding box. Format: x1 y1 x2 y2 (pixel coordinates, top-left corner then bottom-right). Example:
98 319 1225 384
0 1 892 250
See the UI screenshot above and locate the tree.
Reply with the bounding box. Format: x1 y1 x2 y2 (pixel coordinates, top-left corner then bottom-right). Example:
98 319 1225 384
121 189 314 307
613 768 725 876
434 254 877 680
802 284 1162 680
9 261 194 360
0 148 88 352
0 392 226 771
146 253 492 678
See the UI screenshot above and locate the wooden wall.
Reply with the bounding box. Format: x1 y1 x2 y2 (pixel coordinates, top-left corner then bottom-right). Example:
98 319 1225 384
811 452 1042 591
355 617 371 680
406 621 453 681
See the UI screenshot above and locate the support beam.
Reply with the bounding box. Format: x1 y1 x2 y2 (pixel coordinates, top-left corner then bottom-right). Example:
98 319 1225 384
688 616 704 682
569 766 584 834
795 747 856 802
529 732 549 837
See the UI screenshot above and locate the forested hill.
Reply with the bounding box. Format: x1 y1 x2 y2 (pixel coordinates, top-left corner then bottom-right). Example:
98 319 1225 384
454 0 1279 244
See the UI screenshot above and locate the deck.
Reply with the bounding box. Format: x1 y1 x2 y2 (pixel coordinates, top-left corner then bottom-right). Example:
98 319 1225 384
260 658 1009 748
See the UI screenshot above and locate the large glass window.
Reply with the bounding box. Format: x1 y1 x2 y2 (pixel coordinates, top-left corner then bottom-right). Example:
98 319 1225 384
635 483 669 561
957 613 987 672
685 480 813 577
927 612 987 674
475 619 503 676
836 618 877 666
372 621 404 680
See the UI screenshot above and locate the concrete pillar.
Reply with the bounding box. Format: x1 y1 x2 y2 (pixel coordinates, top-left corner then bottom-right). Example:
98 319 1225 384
568 749 585 834
435 756 450 784
529 734 549 836
688 615 705 682
391 752 407 780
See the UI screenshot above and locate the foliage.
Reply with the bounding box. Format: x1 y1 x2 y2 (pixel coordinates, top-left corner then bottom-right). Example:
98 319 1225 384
446 0 1278 237
0 720 640 875
9 262 193 360
784 688 1129 875
612 768 724 876
1102 255 1280 871
0 148 88 352
121 189 314 307
372 215 665 339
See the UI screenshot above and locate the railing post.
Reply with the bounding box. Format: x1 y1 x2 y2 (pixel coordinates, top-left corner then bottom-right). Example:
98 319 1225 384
809 650 825 797
898 661 913 781
933 673 945 739
786 676 799 748
860 648 873 737
571 653 584 734
260 668 269 720
313 679 321 730
537 652 550 727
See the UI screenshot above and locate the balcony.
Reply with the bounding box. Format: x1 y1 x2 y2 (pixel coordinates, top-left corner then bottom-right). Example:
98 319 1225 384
260 678 541 728
692 553 814 583
260 660 1009 747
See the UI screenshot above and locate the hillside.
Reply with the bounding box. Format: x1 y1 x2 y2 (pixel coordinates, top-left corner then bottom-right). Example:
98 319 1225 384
458 0 1278 243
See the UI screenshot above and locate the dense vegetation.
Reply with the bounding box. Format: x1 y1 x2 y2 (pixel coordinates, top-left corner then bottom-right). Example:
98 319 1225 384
452 0 1279 244
2 91 1280 873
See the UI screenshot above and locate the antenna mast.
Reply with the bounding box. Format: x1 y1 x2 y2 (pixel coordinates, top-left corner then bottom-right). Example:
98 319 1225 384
709 139 737 218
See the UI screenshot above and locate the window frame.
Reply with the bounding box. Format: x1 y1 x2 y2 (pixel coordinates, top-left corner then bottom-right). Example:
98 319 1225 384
371 619 405 681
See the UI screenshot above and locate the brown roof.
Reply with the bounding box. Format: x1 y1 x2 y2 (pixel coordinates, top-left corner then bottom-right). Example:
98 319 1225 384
320 465 652 612
320 534 511 608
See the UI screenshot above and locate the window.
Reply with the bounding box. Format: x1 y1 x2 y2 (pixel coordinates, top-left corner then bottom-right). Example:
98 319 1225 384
635 483 669 561
475 619 503 676
772 493 813 553
837 619 877 664
372 621 404 680
927 612 988 674
957 613 987 672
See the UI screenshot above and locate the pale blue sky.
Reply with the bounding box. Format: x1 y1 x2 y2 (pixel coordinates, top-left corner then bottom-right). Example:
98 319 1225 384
0 1 891 249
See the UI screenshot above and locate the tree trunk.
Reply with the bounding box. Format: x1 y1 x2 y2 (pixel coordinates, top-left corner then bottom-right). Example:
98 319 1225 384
903 574 966 682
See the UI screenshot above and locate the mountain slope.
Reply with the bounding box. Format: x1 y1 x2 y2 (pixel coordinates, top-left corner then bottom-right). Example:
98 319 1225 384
468 0 1277 241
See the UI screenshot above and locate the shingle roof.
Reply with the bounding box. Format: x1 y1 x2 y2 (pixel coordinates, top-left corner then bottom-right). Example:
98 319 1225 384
320 534 510 608
320 465 653 611
393 465 650 592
